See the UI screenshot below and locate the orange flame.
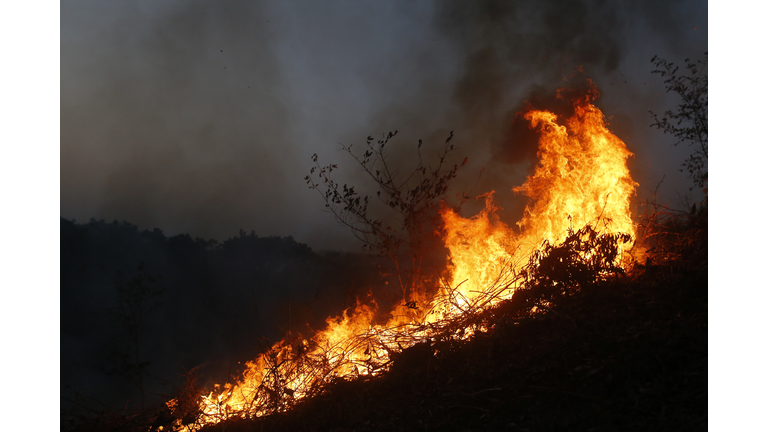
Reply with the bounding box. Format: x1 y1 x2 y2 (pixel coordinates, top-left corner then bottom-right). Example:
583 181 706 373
439 85 637 308
169 85 638 431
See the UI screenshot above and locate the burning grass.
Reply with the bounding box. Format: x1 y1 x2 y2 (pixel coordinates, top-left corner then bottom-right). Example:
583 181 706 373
194 211 707 432
148 220 637 431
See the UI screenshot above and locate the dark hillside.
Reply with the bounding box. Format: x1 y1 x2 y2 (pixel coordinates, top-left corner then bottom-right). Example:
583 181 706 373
196 213 707 432
202 264 706 432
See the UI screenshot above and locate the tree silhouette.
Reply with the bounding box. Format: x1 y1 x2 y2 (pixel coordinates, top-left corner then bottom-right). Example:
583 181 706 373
650 53 708 190
305 131 469 303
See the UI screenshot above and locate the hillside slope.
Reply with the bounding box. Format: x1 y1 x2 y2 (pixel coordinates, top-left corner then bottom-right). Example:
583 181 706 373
200 261 707 432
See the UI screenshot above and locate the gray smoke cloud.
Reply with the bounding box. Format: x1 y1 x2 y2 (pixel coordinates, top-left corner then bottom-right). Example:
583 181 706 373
61 0 707 250
430 0 707 221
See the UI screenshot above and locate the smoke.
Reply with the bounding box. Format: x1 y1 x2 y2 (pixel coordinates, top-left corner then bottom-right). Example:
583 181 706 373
61 0 707 249
433 0 624 162
430 0 706 222
62 0 298 241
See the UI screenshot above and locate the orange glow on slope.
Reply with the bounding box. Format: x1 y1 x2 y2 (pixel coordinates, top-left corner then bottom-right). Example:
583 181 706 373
169 84 638 431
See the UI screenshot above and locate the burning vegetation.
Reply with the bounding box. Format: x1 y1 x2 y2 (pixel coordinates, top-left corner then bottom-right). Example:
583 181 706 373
140 82 649 432
64 81 707 432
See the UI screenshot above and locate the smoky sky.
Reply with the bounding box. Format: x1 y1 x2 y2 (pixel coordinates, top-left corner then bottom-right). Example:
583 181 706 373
61 0 708 251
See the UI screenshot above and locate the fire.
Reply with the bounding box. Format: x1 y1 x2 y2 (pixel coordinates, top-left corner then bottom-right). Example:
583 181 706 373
438 85 637 311
167 84 637 431
514 93 636 246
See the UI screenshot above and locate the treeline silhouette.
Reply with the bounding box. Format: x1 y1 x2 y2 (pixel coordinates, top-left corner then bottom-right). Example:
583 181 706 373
61 217 389 416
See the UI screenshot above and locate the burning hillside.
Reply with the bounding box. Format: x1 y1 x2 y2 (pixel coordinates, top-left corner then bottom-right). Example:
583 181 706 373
156 82 640 431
